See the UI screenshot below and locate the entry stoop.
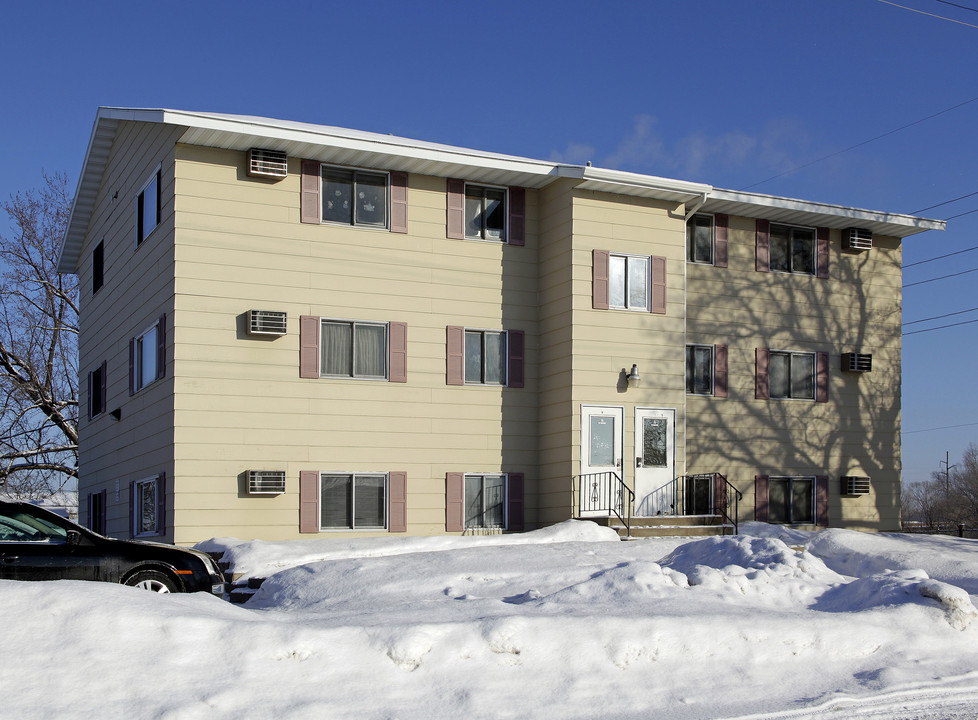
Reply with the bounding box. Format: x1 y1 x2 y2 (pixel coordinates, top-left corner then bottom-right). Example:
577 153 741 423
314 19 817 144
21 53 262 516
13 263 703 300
589 515 735 538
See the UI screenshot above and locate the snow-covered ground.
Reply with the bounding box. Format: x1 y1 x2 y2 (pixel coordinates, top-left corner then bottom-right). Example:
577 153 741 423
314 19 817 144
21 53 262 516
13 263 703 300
5 522 978 719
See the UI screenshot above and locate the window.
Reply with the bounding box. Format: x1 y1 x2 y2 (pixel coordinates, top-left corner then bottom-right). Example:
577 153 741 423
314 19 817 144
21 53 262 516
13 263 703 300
465 330 507 385
320 320 388 379
768 477 814 524
465 474 506 529
131 317 165 394
136 169 161 247
769 351 814 400
88 490 106 535
321 167 388 228
132 476 160 537
464 184 506 241
609 253 650 311
92 240 104 295
592 250 666 314
88 362 106 419
686 345 714 395
687 214 714 264
320 473 387 530
769 224 814 275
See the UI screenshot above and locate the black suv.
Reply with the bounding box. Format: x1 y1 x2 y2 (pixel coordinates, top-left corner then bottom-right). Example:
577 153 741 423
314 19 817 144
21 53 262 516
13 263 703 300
0 500 226 596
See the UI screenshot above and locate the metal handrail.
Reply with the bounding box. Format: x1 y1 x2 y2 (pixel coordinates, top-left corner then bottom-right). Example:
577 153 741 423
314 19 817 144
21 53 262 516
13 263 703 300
577 471 634 537
715 474 743 535
680 473 743 535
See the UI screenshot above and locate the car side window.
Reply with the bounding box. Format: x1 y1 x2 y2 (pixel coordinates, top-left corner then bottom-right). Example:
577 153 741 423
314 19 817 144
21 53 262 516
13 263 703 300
0 512 67 543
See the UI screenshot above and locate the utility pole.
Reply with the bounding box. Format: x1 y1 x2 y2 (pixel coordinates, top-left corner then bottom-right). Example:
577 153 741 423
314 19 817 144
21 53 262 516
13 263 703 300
940 451 957 495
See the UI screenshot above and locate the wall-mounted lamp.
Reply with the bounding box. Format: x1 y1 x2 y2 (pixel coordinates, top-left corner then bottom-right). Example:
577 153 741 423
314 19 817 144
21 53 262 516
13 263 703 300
626 364 641 386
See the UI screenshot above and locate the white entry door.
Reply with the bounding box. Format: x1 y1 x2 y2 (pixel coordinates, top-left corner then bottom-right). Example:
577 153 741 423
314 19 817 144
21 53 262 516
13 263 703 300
580 405 624 517
634 407 676 516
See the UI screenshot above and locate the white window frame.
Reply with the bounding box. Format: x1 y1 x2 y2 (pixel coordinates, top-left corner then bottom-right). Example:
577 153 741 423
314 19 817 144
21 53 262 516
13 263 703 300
686 344 714 396
687 213 714 265
464 328 508 386
769 350 815 400
319 472 389 531
133 323 160 393
768 476 815 525
319 319 389 380
609 252 651 311
464 183 508 242
135 166 161 248
769 223 815 276
132 476 159 537
464 473 508 529
320 164 390 229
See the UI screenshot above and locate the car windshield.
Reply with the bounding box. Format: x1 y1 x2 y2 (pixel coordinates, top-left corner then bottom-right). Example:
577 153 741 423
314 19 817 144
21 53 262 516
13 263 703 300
0 510 68 543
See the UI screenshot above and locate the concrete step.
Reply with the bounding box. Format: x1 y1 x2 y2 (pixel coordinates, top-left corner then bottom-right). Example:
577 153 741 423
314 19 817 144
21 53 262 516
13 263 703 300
614 523 735 538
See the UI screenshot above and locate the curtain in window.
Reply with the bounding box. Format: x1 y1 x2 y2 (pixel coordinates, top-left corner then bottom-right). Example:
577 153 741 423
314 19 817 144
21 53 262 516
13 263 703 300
354 324 386 378
322 322 353 376
484 332 505 385
354 475 386 528
321 475 351 528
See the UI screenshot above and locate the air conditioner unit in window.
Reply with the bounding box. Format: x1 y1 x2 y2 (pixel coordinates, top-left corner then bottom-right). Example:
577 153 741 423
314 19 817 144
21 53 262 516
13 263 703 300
248 149 288 179
248 310 287 336
248 471 286 495
843 228 873 251
841 476 871 496
842 353 873 373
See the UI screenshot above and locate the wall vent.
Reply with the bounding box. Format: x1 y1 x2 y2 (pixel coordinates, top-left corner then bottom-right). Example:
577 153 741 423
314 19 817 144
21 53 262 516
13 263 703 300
841 476 871 496
248 471 286 495
248 310 287 336
843 228 873 251
842 352 873 373
248 149 288 179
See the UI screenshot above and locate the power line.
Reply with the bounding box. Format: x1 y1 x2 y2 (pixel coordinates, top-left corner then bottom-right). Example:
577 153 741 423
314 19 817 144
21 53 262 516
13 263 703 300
904 245 978 267
945 207 978 221
913 190 978 214
903 306 978 325
740 94 978 190
903 317 978 335
876 0 978 28
903 266 978 287
904 421 978 434
933 0 978 13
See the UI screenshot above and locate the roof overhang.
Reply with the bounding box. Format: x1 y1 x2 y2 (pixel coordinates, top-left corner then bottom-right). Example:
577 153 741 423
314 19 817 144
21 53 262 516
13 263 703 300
57 107 946 273
702 188 945 239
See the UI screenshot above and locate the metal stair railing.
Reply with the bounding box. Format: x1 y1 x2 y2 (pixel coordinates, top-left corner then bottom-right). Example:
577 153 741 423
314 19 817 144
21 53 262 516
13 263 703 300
577 471 634 537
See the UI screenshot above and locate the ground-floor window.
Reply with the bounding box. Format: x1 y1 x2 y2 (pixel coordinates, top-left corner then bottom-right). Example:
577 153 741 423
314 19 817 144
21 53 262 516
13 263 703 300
465 473 506 529
132 476 160 536
768 476 814 524
321 473 387 530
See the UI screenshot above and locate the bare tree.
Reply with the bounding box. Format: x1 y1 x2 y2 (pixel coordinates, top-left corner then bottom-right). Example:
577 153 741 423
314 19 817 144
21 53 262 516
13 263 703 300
0 173 78 499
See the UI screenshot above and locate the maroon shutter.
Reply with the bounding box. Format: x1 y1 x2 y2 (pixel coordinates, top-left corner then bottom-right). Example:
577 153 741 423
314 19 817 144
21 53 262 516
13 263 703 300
87 370 94 420
388 322 407 383
388 471 407 532
816 227 830 279
507 330 525 388
592 250 610 310
650 256 667 314
714 214 729 268
129 480 136 537
299 316 320 378
156 472 166 536
713 473 727 516
816 351 829 403
446 472 464 532
300 160 320 224
156 314 166 380
299 471 319 533
447 179 464 239
815 475 829 526
446 326 464 385
99 360 107 415
756 219 770 272
714 345 728 398
508 187 525 246
155 170 162 224
754 475 769 522
128 338 135 396
507 473 524 531
99 488 107 535
755 348 770 399
390 172 408 234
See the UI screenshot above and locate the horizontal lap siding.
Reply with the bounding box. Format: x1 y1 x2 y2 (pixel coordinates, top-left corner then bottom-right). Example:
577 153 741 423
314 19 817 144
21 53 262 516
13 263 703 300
685 215 902 530
171 146 540 543
77 121 181 539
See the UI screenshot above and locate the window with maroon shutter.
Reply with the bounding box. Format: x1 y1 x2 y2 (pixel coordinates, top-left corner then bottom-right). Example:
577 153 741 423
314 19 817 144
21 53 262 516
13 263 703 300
448 327 525 387
446 472 464 532
299 317 406 382
301 161 405 231
687 214 716 265
767 476 818 524
592 250 610 310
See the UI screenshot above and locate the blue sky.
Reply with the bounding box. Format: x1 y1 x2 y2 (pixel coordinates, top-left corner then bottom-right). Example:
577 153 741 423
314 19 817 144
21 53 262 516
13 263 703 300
2 0 976 486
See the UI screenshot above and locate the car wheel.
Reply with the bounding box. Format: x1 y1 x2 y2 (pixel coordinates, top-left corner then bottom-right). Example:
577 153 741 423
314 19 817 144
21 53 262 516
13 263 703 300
124 570 178 593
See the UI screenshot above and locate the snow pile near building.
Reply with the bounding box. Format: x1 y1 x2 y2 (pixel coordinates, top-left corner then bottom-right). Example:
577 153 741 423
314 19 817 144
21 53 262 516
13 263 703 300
4 524 978 719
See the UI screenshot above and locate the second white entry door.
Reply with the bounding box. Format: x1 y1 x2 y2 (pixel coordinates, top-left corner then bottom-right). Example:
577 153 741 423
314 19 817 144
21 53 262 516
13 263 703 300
634 407 676 516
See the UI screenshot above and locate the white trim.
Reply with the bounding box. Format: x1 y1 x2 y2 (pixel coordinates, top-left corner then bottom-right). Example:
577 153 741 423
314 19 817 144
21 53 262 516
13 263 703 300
131 475 159 538
462 472 508 530
608 252 651 312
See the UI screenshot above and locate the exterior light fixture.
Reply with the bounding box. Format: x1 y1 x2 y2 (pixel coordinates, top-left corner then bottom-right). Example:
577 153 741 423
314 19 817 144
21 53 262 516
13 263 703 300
627 364 641 385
